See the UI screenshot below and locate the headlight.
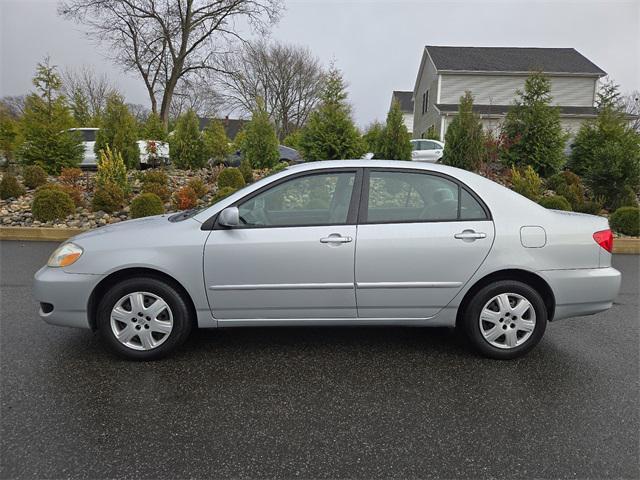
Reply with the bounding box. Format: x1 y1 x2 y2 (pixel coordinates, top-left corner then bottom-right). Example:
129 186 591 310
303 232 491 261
47 242 84 268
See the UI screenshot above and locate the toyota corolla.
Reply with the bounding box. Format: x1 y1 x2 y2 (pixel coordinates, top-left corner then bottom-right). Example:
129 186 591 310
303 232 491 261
34 160 621 360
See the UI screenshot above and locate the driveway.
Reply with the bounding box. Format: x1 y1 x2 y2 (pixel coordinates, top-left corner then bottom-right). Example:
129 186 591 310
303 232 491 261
1 241 638 479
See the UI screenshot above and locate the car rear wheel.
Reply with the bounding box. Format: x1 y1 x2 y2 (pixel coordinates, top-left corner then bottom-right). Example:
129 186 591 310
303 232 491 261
462 280 547 359
97 277 192 360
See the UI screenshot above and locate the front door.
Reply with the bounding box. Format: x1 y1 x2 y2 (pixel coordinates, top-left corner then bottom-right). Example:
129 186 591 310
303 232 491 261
355 169 494 318
411 140 428 161
204 169 360 320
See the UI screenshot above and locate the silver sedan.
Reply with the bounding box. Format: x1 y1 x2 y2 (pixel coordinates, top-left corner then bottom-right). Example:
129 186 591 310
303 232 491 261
34 160 621 360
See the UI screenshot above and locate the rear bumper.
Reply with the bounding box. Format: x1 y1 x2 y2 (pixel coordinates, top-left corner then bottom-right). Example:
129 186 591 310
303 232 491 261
33 266 103 329
540 267 621 320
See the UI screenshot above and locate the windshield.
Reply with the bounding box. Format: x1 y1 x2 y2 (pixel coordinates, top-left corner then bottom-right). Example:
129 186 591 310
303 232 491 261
80 130 97 142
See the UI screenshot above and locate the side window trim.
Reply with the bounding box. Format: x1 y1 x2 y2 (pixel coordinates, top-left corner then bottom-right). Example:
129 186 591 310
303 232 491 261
358 168 492 225
210 168 364 230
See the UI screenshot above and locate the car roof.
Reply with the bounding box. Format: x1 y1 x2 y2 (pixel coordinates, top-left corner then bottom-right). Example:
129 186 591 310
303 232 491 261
286 159 450 173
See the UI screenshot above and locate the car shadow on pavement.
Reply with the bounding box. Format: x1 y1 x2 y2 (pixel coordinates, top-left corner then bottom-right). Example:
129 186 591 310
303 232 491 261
184 325 470 357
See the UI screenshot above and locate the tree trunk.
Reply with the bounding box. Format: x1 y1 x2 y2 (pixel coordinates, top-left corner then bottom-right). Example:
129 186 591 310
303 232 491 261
159 81 177 129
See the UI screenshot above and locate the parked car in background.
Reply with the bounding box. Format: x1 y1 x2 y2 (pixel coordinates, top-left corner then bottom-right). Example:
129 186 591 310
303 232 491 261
411 139 444 163
34 160 620 361
69 128 98 168
224 145 303 167
137 140 170 169
69 128 169 169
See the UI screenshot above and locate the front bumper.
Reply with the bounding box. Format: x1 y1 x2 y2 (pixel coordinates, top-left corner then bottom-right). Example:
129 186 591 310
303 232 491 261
540 267 622 320
33 266 103 329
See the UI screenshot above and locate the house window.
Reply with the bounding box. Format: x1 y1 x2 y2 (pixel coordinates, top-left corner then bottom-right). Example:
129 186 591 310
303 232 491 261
421 93 426 115
425 90 429 113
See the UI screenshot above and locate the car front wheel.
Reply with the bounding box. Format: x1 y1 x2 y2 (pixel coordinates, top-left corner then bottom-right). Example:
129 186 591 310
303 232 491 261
462 280 547 359
97 277 192 360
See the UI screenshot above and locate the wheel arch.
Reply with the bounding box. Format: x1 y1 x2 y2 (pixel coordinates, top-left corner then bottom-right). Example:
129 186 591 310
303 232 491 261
455 269 556 327
87 267 197 331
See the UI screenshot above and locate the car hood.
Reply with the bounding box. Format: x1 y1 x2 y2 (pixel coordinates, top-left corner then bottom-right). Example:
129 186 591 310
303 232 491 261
61 213 210 275
70 215 172 243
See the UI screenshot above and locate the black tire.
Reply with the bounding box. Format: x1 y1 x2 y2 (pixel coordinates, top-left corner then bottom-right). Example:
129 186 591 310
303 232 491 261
97 276 192 360
462 280 547 360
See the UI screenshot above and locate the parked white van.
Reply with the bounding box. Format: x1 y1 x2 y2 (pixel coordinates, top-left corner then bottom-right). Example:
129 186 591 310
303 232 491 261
69 128 169 169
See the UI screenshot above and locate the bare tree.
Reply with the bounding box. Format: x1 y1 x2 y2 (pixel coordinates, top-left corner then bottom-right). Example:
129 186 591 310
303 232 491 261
59 0 283 127
0 96 26 118
169 74 223 120
217 41 326 139
622 90 640 133
126 103 152 123
62 65 119 121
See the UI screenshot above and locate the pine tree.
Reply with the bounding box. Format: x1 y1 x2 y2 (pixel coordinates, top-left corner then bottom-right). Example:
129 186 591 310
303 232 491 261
202 119 231 164
0 104 18 163
16 58 83 174
94 93 140 169
596 78 622 110
142 113 167 141
442 91 485 171
68 90 92 126
243 99 280 169
425 125 440 141
376 100 412 160
283 130 302 151
232 129 246 153
569 83 640 209
299 67 364 161
500 72 567 176
169 110 207 169
362 121 384 157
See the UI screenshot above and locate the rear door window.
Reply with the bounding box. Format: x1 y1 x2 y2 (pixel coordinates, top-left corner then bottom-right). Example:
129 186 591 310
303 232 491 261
363 170 488 223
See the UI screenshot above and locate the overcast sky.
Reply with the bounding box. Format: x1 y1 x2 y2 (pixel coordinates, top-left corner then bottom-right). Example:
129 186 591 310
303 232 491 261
1 0 638 127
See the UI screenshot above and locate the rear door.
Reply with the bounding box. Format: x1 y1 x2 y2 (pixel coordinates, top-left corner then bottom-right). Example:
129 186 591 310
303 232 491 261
424 141 443 162
355 168 495 318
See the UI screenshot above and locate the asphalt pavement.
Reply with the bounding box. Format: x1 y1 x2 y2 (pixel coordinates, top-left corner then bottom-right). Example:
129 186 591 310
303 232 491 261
1 240 638 479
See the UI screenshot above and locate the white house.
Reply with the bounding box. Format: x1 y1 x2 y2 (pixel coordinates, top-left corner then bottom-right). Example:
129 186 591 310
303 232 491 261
412 46 606 140
390 91 414 135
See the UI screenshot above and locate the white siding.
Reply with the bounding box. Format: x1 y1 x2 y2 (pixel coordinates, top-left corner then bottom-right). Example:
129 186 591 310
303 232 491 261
439 114 592 143
402 113 414 134
440 74 596 107
560 118 589 137
413 53 441 139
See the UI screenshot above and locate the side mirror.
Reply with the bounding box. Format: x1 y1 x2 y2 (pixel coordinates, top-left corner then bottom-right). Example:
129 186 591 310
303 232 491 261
218 207 240 227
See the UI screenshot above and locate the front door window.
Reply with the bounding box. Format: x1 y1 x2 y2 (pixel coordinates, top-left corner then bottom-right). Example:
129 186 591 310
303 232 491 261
238 172 356 227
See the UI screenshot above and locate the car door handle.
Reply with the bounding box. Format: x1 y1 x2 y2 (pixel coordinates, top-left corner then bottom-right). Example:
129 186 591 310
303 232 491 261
320 234 353 244
454 230 486 240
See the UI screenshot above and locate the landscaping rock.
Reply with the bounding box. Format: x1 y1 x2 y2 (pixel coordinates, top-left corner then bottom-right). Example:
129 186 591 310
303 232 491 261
0 168 226 230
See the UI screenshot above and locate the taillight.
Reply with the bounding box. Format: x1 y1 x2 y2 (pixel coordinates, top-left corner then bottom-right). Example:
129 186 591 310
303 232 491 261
593 229 613 253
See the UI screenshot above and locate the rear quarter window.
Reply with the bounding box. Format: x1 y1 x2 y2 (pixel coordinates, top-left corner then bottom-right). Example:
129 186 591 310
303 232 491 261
460 188 488 220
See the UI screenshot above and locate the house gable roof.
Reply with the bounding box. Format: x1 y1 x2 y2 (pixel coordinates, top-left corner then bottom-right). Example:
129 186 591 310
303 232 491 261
391 91 414 113
425 46 606 76
198 117 247 139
